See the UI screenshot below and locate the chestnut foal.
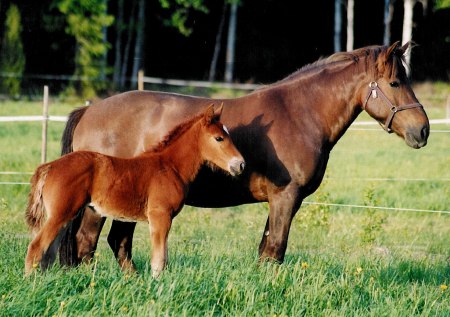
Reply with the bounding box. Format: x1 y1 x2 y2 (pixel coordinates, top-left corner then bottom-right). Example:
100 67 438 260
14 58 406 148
25 105 245 277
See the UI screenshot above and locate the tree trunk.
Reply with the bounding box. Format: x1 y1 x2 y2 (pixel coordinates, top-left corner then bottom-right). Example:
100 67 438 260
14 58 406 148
119 0 136 90
225 2 238 83
334 0 342 52
131 0 145 89
383 0 394 46
346 0 354 51
208 0 227 82
402 0 414 70
113 0 124 89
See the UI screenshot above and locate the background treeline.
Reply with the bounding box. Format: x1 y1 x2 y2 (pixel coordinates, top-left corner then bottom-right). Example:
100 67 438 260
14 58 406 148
0 0 448 98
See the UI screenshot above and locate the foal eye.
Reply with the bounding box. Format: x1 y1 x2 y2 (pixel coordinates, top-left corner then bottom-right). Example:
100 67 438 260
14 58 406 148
389 81 400 88
215 136 224 142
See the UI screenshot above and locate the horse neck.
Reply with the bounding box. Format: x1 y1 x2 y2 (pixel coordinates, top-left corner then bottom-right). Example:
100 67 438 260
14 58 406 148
282 61 367 147
158 121 204 185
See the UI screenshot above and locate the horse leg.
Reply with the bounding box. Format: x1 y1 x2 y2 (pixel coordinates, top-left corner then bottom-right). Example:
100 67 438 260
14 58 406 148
107 221 137 272
147 209 172 278
258 185 302 262
76 206 106 263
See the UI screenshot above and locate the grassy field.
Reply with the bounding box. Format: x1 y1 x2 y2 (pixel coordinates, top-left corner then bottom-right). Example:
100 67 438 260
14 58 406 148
0 85 449 316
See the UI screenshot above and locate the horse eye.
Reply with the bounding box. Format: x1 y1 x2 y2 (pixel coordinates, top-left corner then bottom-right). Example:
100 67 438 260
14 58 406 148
389 81 400 88
215 136 224 142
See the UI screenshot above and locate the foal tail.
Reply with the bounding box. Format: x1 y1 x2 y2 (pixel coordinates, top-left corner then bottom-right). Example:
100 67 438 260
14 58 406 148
61 106 88 155
26 164 51 236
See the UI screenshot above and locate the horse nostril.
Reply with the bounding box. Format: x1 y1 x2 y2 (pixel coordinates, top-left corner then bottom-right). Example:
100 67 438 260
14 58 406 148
239 161 245 172
420 126 429 140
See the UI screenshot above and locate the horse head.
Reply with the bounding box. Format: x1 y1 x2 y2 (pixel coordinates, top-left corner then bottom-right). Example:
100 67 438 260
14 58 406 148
360 41 430 148
200 104 245 176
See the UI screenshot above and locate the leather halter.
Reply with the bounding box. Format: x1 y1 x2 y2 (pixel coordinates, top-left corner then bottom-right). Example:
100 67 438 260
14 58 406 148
362 81 423 133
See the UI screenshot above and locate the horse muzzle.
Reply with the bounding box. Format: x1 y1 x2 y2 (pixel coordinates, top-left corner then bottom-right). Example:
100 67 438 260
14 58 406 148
229 158 245 176
405 124 429 149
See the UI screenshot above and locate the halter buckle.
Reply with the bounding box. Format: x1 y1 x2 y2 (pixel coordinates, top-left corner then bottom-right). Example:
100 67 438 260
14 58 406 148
390 106 398 113
369 82 378 98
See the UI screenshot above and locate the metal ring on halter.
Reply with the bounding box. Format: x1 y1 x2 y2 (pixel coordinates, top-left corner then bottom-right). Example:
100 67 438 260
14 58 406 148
390 106 398 112
369 81 378 88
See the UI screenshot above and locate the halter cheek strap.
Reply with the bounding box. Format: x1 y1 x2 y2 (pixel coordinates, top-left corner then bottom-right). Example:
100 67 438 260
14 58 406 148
363 81 423 133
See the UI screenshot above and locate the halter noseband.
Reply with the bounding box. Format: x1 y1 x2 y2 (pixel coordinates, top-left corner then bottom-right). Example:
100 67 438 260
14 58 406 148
362 81 423 133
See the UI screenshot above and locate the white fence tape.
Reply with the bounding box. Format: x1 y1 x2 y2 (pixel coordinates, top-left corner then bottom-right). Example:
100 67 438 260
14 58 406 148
0 115 67 122
1 116 449 126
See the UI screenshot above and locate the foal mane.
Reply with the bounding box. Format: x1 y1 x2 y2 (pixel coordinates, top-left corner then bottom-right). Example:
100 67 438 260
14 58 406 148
149 112 204 153
268 44 405 88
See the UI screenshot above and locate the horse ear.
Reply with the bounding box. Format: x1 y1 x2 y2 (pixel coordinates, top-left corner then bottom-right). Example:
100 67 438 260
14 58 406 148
386 41 401 61
203 104 215 125
396 42 410 56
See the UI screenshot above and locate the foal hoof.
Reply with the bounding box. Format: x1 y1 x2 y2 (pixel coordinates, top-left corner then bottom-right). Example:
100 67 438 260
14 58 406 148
24 262 39 276
151 269 163 279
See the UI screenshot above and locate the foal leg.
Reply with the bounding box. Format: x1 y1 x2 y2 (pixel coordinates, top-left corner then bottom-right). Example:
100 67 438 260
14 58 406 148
147 209 172 278
258 185 302 263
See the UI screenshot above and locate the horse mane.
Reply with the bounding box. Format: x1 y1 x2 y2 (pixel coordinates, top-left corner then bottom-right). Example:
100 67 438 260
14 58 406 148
265 44 405 88
148 112 204 153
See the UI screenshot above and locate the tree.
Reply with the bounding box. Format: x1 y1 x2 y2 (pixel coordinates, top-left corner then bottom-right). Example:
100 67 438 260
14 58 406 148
224 0 238 83
346 0 354 51
383 0 395 46
131 0 145 89
112 0 124 89
56 0 114 98
209 0 228 82
334 0 342 52
402 0 414 70
0 4 25 97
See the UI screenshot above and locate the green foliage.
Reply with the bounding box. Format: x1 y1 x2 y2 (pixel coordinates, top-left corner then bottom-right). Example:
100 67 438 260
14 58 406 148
435 0 450 10
55 0 114 98
359 186 388 245
159 0 208 36
0 4 25 97
296 185 330 230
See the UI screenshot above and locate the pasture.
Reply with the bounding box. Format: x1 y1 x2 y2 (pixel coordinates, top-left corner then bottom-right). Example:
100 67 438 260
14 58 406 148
0 86 449 316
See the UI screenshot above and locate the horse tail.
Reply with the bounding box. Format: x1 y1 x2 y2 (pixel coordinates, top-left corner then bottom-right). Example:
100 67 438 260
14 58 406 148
59 106 88 266
61 106 88 155
26 164 51 236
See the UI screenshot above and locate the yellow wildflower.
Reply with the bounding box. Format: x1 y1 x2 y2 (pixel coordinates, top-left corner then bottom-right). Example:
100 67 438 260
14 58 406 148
301 262 309 270
440 284 448 291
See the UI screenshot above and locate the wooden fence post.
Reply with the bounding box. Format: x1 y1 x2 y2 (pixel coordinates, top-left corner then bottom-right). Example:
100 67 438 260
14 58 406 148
41 86 49 163
447 95 450 125
138 70 144 91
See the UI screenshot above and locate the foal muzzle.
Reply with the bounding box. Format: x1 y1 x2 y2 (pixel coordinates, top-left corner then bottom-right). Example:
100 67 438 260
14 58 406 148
229 158 245 176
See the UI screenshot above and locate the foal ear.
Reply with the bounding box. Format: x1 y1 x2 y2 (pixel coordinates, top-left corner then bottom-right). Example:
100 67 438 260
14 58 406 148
214 102 224 119
203 104 215 125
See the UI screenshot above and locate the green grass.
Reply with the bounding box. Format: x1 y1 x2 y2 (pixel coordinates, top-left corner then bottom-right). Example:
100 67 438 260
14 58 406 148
0 85 449 316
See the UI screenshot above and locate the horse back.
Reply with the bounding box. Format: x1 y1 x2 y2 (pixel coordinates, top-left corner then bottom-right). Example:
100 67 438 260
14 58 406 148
72 91 210 158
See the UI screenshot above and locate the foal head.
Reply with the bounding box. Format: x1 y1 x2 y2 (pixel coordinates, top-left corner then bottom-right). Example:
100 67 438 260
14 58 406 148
359 42 429 148
199 104 245 176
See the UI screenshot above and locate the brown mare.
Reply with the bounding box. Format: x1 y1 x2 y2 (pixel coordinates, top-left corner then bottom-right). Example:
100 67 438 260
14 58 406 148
58 42 429 270
25 105 245 277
